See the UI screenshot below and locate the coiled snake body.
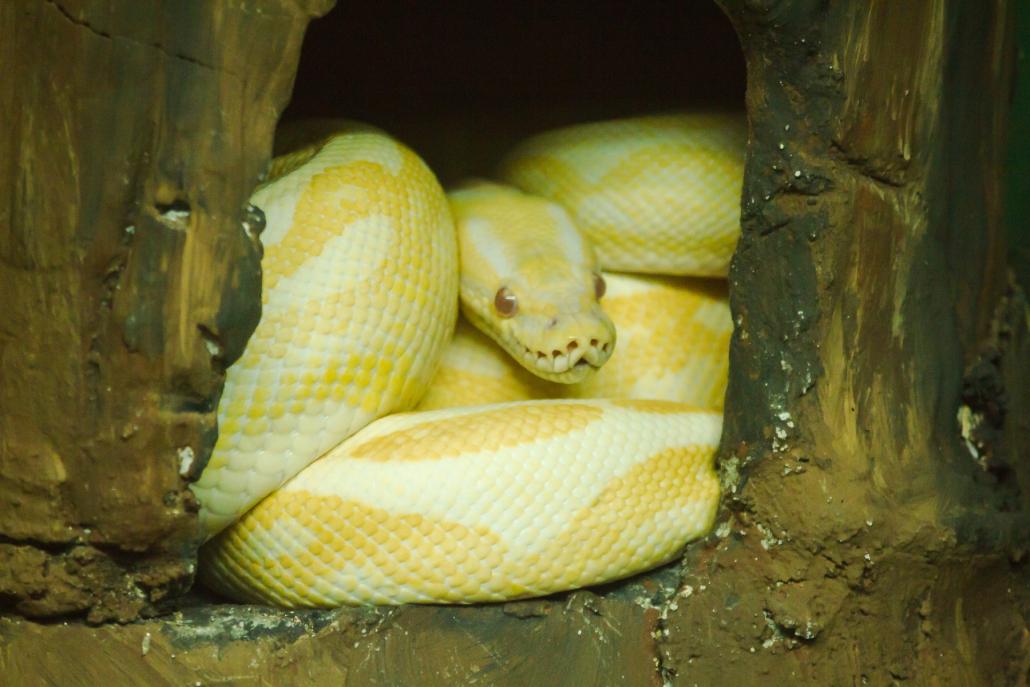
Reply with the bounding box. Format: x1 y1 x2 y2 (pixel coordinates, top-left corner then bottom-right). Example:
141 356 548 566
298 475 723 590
193 114 745 607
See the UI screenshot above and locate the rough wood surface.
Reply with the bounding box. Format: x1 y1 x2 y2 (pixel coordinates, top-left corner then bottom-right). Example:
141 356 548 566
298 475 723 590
0 0 332 622
0 590 664 687
662 0 1029 684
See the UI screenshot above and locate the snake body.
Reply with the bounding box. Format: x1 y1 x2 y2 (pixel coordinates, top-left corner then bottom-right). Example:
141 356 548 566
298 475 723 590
195 115 744 607
200 399 721 606
191 126 458 535
500 113 745 277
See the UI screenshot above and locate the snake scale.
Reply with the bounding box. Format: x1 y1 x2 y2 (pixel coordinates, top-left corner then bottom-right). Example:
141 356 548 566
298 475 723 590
192 113 745 607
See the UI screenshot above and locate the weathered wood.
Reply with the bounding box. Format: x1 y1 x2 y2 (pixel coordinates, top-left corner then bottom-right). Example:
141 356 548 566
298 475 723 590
0 0 332 622
0 591 663 687
660 0 1029 684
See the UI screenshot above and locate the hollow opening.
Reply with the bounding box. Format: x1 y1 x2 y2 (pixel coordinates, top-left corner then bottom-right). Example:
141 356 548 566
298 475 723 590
282 2 746 184
200 1 748 606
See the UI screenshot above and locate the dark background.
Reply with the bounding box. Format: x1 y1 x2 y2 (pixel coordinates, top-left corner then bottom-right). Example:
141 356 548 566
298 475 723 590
1006 1 1030 288
283 2 747 183
283 1 1029 285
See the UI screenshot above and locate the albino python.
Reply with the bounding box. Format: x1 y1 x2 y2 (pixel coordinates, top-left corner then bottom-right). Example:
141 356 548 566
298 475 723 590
192 114 745 607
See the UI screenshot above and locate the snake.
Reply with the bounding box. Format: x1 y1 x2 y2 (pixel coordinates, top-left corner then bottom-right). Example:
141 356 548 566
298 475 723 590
192 113 745 607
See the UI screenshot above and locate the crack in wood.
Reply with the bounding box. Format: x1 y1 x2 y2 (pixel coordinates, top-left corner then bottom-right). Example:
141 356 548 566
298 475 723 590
43 0 231 76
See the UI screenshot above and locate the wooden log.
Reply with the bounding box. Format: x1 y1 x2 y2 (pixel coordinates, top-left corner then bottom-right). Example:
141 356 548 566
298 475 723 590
0 591 667 687
659 1 1029 683
0 0 333 622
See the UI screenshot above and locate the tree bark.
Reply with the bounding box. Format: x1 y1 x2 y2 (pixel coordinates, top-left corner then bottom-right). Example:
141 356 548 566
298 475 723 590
663 1 1029 683
0 0 332 622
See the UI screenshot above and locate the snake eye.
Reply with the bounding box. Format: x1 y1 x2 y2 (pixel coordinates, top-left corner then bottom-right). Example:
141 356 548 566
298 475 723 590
593 273 606 300
494 286 518 318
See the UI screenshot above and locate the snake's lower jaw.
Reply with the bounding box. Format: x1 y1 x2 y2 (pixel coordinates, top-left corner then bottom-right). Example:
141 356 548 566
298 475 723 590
544 361 603 384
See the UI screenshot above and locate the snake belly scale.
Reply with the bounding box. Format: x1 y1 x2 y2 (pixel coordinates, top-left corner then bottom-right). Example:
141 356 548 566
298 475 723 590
195 115 743 607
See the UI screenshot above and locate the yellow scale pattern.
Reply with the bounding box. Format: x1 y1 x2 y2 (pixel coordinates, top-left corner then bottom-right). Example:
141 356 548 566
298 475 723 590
418 272 732 411
195 114 741 608
500 114 746 277
192 128 458 536
199 400 721 607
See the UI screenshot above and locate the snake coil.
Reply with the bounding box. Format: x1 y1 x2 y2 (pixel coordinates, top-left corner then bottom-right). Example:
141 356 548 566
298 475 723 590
193 114 745 607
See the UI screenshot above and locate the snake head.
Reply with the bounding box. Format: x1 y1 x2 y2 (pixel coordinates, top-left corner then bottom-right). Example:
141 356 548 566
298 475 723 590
450 181 616 384
475 263 616 383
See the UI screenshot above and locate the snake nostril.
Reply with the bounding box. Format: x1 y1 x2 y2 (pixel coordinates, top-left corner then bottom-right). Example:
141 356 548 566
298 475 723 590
602 342 610 353
567 340 578 352
590 338 599 348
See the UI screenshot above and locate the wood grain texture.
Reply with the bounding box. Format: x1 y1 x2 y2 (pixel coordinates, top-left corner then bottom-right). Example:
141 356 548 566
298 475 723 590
0 593 663 687
0 0 332 621
665 1 1029 684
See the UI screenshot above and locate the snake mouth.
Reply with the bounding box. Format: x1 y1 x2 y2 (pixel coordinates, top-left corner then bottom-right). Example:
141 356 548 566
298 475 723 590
518 337 612 381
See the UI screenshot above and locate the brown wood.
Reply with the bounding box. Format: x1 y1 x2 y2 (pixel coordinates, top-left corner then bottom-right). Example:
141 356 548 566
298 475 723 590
0 591 662 687
0 0 332 622
662 0 1029 684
